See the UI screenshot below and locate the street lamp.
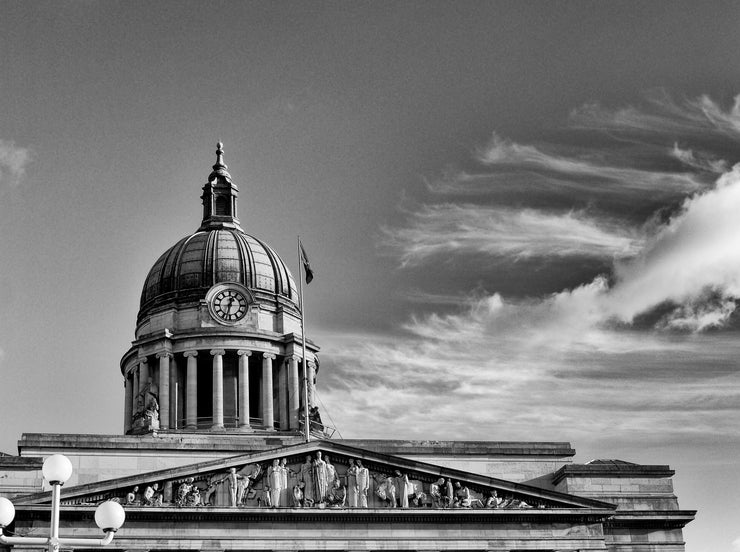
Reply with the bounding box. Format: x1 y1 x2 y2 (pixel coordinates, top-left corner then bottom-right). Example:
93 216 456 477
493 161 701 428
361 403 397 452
0 454 125 551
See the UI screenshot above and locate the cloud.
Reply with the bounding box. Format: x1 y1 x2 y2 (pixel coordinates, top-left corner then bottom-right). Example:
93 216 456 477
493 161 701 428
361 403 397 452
732 536 740 551
475 131 703 191
604 165 740 328
570 89 740 143
0 139 32 188
670 144 728 174
380 203 642 266
316 296 740 451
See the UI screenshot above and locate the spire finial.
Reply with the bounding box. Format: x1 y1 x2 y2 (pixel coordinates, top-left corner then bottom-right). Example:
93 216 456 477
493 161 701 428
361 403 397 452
215 141 225 168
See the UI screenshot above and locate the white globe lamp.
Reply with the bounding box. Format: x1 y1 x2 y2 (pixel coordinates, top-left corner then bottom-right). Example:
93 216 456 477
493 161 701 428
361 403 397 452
94 501 126 533
42 455 73 485
0 497 14 527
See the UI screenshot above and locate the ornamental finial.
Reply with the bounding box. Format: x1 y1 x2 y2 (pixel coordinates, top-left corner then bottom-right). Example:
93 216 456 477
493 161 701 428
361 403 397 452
216 141 225 167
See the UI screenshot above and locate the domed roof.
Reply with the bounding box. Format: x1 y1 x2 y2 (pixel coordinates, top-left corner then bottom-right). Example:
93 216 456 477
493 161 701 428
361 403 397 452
139 228 298 317
138 143 299 320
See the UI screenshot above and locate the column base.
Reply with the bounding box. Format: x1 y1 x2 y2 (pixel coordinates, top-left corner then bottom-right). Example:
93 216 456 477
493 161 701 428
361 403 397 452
211 424 226 431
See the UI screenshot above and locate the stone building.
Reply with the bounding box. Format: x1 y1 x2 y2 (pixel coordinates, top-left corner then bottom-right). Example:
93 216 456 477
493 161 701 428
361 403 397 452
0 144 694 552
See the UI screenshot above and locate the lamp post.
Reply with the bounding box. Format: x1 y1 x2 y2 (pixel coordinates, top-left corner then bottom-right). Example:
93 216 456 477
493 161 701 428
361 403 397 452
0 454 125 551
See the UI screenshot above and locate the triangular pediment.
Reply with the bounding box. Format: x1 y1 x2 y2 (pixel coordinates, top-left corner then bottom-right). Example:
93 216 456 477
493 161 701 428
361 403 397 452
12 440 614 511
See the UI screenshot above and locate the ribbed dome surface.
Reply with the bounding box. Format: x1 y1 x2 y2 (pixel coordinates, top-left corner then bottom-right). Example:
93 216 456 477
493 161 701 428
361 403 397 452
139 228 299 318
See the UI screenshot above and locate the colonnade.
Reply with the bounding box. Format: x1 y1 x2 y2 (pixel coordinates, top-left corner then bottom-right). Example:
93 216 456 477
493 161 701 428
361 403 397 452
124 349 316 434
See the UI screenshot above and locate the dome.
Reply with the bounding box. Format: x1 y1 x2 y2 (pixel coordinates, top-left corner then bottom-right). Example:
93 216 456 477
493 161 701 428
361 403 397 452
137 142 299 321
139 228 299 320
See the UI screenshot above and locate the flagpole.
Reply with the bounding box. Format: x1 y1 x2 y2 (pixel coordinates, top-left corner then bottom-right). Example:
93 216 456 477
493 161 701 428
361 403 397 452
298 236 311 443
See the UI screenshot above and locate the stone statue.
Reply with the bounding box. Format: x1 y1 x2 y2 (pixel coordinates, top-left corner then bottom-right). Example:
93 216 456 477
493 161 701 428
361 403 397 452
443 478 454 508
226 467 246 508
326 478 346 507
143 483 161 506
279 458 291 507
267 459 283 508
394 470 410 508
325 455 337 487
293 481 305 507
126 485 139 505
355 459 369 508
175 478 194 507
300 455 315 505
346 459 358 508
454 481 476 508
313 452 329 503
430 478 443 508
373 473 396 507
204 473 224 506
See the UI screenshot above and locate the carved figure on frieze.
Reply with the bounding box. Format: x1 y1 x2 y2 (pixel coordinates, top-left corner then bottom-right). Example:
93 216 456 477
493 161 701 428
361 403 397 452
373 473 396 508
394 470 410 508
443 478 454 508
267 459 284 507
485 490 501 509
203 473 225 506
409 483 426 508
175 478 194 507
300 455 316 505
346 459 358 507
293 482 305 507
454 481 472 508
279 458 293 507
189 486 201 506
430 479 443 508
314 451 329 503
325 455 337 487
143 483 162 506
126 485 139 505
226 467 247 508
355 460 369 508
326 478 346 508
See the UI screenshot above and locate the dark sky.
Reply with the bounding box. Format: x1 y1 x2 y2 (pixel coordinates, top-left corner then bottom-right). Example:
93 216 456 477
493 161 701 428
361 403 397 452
1 2 739 550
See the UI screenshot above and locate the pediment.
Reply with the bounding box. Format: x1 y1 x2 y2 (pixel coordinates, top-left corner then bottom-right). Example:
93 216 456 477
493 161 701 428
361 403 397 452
12 440 614 512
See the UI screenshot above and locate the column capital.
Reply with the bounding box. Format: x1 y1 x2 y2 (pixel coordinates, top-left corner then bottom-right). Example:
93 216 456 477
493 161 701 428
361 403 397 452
307 360 317 369
263 352 276 360
210 349 226 356
156 351 171 359
237 349 252 357
183 350 198 358
137 357 148 365
286 355 300 362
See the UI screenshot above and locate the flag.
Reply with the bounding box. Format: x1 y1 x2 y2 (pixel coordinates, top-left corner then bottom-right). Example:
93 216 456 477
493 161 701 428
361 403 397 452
300 241 314 284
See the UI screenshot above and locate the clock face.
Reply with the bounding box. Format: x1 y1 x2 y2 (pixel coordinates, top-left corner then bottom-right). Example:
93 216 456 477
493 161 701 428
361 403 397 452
211 289 249 322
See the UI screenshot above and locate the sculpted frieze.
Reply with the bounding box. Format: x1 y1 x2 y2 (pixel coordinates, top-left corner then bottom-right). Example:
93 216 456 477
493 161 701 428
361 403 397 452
62 451 548 510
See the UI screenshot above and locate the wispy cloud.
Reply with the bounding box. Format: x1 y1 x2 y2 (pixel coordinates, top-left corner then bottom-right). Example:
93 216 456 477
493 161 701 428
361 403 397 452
570 89 740 143
0 139 32 188
670 143 728 174
381 203 642 266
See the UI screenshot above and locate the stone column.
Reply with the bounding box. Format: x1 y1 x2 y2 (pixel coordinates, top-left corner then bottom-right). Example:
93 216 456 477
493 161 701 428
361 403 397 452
237 350 251 429
211 349 226 430
184 351 198 429
278 358 288 430
288 356 300 430
261 353 275 430
132 368 140 414
124 375 133 433
138 357 149 398
157 351 171 430
307 360 316 408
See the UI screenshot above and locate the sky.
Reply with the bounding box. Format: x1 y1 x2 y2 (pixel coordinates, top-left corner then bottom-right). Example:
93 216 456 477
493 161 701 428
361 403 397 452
0 1 739 550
